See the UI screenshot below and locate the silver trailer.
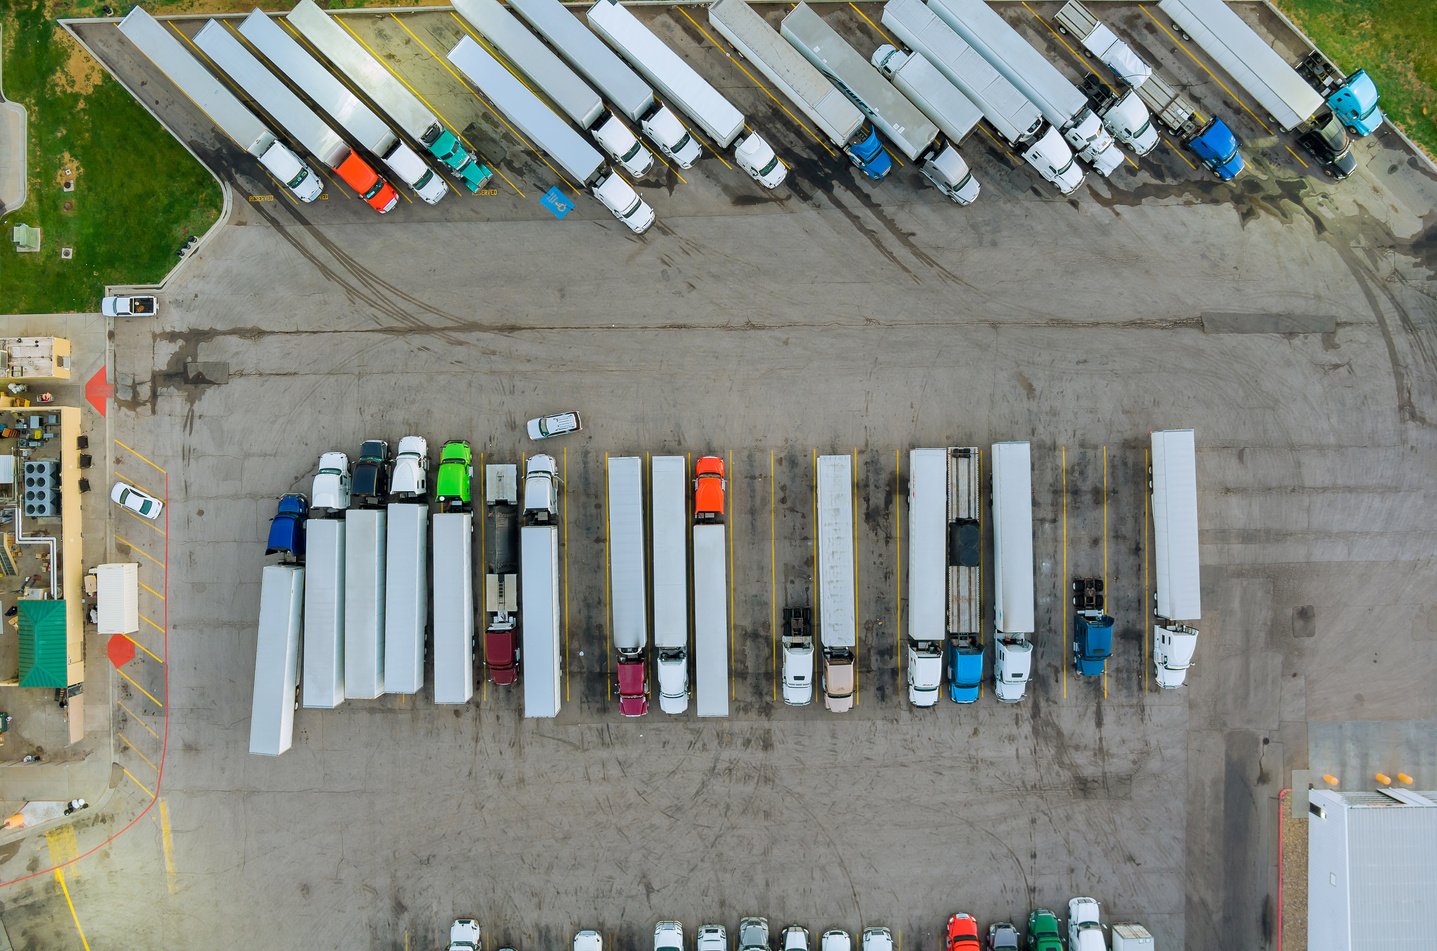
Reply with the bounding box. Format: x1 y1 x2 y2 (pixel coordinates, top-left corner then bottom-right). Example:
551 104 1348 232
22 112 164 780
651 456 689 714
692 522 729 718
521 524 562 718
991 440 1034 702
432 512 475 704
816 454 856 712
302 518 346 708
947 446 981 636
343 508 386 699
607 456 648 656
250 564 303 757
383 502 428 695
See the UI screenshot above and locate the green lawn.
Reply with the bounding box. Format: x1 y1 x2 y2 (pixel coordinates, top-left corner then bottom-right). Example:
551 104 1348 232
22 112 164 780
1274 0 1436 158
0 1 221 316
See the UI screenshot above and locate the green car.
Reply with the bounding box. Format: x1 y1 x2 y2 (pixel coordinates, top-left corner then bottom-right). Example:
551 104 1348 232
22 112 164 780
1026 910 1062 951
434 440 472 506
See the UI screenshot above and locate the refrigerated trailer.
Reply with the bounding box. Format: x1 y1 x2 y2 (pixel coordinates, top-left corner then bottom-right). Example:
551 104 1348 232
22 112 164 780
816 454 856 713
946 447 983 703
384 502 428 695
991 441 1034 702
907 449 947 707
521 524 561 718
432 512 475 704
608 456 649 716
343 508 386 699
117 7 322 202
1039 0 1158 154
1150 429 1200 688
302 517 345 708
651 456 689 714
250 564 303 756
692 522 728 718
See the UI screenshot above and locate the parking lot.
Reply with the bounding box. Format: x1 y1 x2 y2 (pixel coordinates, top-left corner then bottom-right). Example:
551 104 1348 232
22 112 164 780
1 1 1433 948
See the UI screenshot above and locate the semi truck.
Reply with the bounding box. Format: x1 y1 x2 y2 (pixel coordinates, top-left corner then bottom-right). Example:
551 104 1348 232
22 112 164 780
302 517 345 708
431 511 475 704
522 455 562 718
508 0 702 168
783 4 978 204
1151 429 1200 688
607 456 649 716
991 441 1034 702
447 37 656 234
117 8 322 202
692 522 728 718
781 606 815 706
588 0 787 189
924 0 1125 175
876 0 1082 194
906 449 947 707
707 0 890 180
250 564 304 756
483 464 521 686
284 0 494 191
238 10 448 203
1070 577 1113 677
816 454 856 713
383 500 428 695
1157 0 1383 135
343 508 386 699
946 447 983 703
651 456 689 714
1130 73 1244 179
453 0 653 177
192 20 399 213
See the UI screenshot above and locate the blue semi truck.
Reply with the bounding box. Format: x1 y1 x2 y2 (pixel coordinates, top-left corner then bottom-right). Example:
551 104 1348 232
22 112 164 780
1071 578 1114 677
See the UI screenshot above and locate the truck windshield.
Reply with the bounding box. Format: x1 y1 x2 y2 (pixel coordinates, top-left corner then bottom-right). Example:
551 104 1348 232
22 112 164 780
1054 154 1077 176
672 132 693 153
621 199 645 219
286 167 310 188
1133 118 1152 139
759 155 781 175
622 141 644 162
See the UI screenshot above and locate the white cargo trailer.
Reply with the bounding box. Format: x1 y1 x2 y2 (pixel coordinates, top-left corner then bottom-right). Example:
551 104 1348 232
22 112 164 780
93 562 139 635
692 522 729 718
117 8 322 202
1048 0 1159 153
1151 429 1200 688
343 508 386 699
816 454 856 712
588 0 786 188
991 440 1034 702
250 564 303 757
302 517 346 708
432 512 475 704
521 524 562 718
608 456 649 715
651 455 689 714
906 450 947 707
384 502 428 695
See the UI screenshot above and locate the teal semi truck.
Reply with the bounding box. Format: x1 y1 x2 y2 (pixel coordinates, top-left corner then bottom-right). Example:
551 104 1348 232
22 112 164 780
1071 577 1114 677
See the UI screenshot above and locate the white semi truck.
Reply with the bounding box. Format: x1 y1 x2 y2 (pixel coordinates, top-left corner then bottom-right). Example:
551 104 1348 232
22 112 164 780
1049 0 1157 153
509 0 702 167
117 7 322 202
783 4 978 205
383 500 428 695
447 36 656 235
707 0 891 181
876 0 1083 194
991 441 1034 702
452 0 654 177
483 465 521 687
906 449 947 707
651 456 690 714
816 454 856 713
1151 429 1200 688
925 0 1125 175
521 455 562 718
250 564 304 757
238 10 449 203
343 508 386 699
588 0 786 189
302 517 345 708
431 511 476 704
285 0 494 191
607 456 650 717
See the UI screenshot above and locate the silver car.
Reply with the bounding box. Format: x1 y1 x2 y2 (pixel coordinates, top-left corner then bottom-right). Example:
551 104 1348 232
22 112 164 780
526 411 582 440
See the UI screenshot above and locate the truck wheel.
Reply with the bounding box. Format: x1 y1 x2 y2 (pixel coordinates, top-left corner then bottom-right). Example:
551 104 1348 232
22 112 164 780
1345 125 1359 136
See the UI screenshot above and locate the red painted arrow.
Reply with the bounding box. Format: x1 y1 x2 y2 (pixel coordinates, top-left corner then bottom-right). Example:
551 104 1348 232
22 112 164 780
85 366 113 417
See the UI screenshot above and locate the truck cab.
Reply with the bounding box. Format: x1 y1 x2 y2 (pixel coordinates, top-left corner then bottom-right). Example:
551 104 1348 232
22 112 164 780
593 114 656 177
782 607 814 705
845 126 892 180
945 633 982 703
336 151 399 213
993 635 1031 702
383 141 449 204
265 494 308 557
1071 578 1113 677
1154 623 1197 688
435 440 473 508
694 455 726 520
390 435 429 499
656 647 689 713
735 133 787 189
822 649 854 713
351 439 390 502
311 451 352 512
524 454 559 521
422 124 494 190
1026 910 1063 951
739 917 770 951
1067 897 1107 951
1189 117 1244 181
617 653 649 716
907 639 942 706
592 172 655 235
485 619 519 685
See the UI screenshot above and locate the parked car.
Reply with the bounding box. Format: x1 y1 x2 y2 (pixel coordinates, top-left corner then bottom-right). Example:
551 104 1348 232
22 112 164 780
655 920 685 951
312 451 352 511
780 926 810 951
390 435 429 498
352 439 390 500
434 440 472 508
101 295 157 317
576 931 603 951
1026 910 1063 951
821 931 851 951
946 915 980 951
111 481 164 520
447 918 481 951
1297 114 1357 179
740 918 770 951
1067 897 1107 951
696 925 728 951
265 494 308 557
526 410 582 440
985 923 1019 951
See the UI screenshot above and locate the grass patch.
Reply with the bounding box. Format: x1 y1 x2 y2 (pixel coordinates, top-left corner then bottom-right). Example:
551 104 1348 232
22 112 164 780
1274 0 1437 158
0 1 221 315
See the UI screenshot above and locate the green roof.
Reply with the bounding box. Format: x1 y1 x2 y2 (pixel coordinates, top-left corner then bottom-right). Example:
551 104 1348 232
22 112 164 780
18 600 67 687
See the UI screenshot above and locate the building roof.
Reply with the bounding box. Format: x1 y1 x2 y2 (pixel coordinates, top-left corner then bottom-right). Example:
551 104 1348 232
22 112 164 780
18 599 67 687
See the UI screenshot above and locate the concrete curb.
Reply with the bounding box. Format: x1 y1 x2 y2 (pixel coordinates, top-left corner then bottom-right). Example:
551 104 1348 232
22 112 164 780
0 26 30 216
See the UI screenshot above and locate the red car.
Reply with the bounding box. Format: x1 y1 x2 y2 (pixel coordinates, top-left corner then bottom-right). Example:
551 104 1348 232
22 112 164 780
946 915 980 951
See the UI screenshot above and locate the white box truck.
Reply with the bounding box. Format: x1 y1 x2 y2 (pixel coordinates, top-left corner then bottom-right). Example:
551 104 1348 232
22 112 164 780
608 456 649 716
588 0 786 188
250 564 303 757
447 36 656 234
93 562 139 635
817 454 856 713
432 511 475 704
991 441 1034 702
452 0 653 177
906 450 947 707
384 501 428 695
521 523 561 718
1110 924 1154 951
875 0 1082 193
302 517 345 708
343 508 386 699
238 10 449 203
692 522 729 718
783 4 978 204
1151 428 1200 688
651 456 689 714
118 8 322 202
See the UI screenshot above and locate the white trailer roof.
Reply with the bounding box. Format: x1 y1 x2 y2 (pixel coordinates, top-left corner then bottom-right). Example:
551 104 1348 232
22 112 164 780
118 7 274 156
193 20 350 168
588 0 745 147
432 512 475 704
991 441 1034 634
1158 0 1321 132
607 456 648 653
782 3 938 161
650 456 688 651
692 523 729 717
816 454 856 649
882 48 983 143
908 449 947 642
239 10 395 155
250 565 303 756
302 518 346 708
508 0 655 122
708 0 864 146
454 0 605 129
384 503 428 695
448 36 604 185
1151 429 1201 620
521 524 562 718
343 509 386 700
485 463 518 505
94 562 139 635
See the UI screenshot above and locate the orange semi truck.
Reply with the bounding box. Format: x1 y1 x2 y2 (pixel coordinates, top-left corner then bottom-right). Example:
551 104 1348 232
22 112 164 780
693 456 726 520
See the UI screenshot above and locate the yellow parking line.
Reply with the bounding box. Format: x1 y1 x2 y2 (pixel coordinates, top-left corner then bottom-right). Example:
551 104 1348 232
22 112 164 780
604 452 613 701
114 439 166 474
54 868 92 951
124 510 167 537
115 536 164 567
120 633 164 666
116 665 164 709
159 799 179 895
114 472 163 500
728 449 736 702
118 698 159 740
123 766 155 798
1285 144 1309 168
1139 5 1272 135
849 2 895 47
1061 446 1067 700
139 581 166 602
770 450 777 702
1163 135 1199 170
894 448 902 685
118 731 159 773
851 448 859 705
141 614 165 635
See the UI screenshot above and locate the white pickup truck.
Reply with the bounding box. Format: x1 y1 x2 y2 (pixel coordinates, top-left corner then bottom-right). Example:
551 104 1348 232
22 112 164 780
101 295 158 317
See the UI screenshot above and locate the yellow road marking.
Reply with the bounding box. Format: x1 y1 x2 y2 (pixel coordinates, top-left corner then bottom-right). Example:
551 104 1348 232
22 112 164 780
1102 445 1109 700
562 447 570 704
122 509 167 536
979 123 1018 166
1139 5 1272 135
123 767 155 798
851 448 859 705
54 868 92 951
604 452 613 701
139 581 166 602
118 698 160 740
1285 144 1309 168
894 448 902 686
1061 446 1067 700
1144 447 1151 692
118 731 159 773
114 439 166 474
770 449 778 702
114 472 163 500
115 536 164 567
141 614 166 635
728 449 736 702
46 824 79 867
160 799 179 895
120 633 164 666
849 2 895 47
687 120 734 171
116 665 164 709
1162 135 1199 170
